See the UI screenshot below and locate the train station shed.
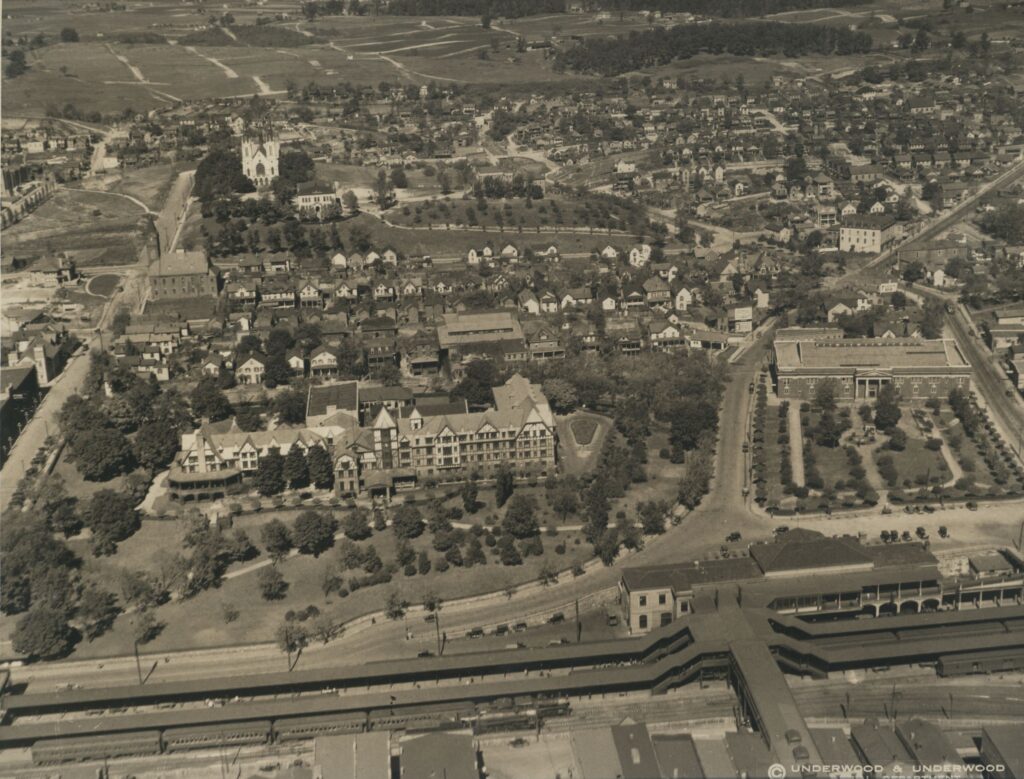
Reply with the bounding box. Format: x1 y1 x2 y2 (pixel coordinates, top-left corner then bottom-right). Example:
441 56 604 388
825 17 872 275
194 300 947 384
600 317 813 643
314 731 390 779
981 725 1024 779
400 731 477 779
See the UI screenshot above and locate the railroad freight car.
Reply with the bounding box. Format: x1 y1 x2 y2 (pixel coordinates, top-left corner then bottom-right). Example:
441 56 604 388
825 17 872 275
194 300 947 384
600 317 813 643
163 720 272 751
274 711 368 741
937 650 1024 677
31 730 163 765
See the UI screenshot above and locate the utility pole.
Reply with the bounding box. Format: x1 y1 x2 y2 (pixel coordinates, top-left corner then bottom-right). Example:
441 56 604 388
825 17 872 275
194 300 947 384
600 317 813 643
133 640 143 685
435 611 442 656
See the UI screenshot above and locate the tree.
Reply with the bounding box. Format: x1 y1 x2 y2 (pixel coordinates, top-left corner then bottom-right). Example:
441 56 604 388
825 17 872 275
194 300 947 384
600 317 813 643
276 620 308 668
460 481 479 514
874 383 902 432
375 169 395 209
74 427 135 482
815 412 843 448
342 190 359 215
12 606 75 659
85 490 139 556
343 508 372 541
133 421 180 471
417 550 432 575
60 27 80 42
901 260 926 284
76 585 120 640
637 500 669 535
273 389 307 425
306 444 334 490
261 518 293 562
256 451 286 496
34 475 81 537
1 516 78 616
502 494 539 539
496 534 522 566
190 377 232 421
194 148 254 203
549 487 578 521
283 446 309 489
362 544 383 573
495 464 515 508
236 407 265 432
311 614 337 644
814 379 838 413
293 510 338 557
542 378 579 414
784 155 808 182
392 504 425 540
385 590 407 620
132 609 163 644
390 167 408 188
111 306 131 337
5 50 27 78
258 565 288 600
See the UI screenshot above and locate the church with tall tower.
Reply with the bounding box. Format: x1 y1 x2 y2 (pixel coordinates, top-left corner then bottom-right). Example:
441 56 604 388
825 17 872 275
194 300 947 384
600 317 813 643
240 118 279 188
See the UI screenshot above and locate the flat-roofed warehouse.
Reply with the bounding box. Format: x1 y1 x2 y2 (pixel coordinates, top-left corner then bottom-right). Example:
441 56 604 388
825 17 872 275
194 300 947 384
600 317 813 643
771 336 971 400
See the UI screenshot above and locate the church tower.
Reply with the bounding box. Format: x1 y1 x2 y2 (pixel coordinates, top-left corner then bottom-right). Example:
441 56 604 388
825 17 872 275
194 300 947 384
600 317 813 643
241 119 280 188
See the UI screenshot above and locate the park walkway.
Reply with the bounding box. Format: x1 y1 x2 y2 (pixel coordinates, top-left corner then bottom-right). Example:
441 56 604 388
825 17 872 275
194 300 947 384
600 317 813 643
787 404 805 487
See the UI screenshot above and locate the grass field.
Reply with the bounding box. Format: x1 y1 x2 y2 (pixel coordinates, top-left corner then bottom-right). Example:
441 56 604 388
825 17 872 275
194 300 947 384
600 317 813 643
2 189 145 266
106 161 192 211
85 274 122 297
69 507 595 658
569 417 599 446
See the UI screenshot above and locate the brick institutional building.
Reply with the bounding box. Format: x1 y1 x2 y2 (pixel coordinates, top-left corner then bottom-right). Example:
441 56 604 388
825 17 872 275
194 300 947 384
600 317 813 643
771 333 971 401
147 248 218 301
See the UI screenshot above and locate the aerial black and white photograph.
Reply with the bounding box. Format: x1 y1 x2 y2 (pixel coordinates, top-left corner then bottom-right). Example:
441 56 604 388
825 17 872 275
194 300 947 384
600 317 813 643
1 0 1024 776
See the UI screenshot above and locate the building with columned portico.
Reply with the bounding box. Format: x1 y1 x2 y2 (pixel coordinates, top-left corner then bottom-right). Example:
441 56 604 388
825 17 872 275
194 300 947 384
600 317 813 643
770 334 971 401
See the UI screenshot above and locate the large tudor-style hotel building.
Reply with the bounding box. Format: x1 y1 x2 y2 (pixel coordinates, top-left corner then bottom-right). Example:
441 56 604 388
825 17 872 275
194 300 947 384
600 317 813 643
166 374 556 501
771 330 971 401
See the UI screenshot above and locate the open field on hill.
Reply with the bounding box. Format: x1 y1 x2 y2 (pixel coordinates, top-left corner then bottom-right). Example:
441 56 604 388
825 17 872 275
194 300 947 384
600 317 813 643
2 189 145 266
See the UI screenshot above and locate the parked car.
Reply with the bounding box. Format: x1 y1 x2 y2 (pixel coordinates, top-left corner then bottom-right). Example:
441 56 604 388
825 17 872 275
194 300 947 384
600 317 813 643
417 649 434 658
494 624 510 636
549 612 565 624
513 622 529 632
467 627 484 639
726 531 742 542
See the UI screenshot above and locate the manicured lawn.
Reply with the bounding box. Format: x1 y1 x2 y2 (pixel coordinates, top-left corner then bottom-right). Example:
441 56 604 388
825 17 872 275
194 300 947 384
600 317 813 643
85 273 121 298
52 448 131 503
72 518 594 659
557 413 612 477
888 438 948 487
569 417 599 446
